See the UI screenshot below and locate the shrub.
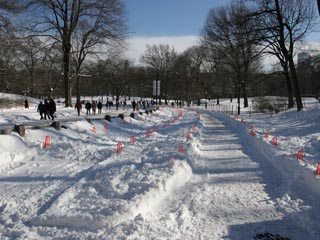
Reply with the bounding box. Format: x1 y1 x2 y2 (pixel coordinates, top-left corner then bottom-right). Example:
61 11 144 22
253 97 286 115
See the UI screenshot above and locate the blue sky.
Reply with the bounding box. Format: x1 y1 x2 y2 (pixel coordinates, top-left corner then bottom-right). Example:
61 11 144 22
123 0 319 63
124 0 229 37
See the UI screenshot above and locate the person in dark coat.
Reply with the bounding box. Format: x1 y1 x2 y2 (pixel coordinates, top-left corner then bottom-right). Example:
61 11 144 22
85 101 92 115
24 99 29 109
37 101 45 119
75 101 82 116
132 100 136 111
97 100 102 114
48 98 56 120
92 100 97 115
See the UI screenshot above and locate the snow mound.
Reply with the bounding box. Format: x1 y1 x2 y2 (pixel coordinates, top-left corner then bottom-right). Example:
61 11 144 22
30 159 192 231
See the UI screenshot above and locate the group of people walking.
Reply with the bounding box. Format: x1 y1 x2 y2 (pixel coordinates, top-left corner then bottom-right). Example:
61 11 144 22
37 99 57 120
75 99 141 116
35 98 154 119
75 100 103 116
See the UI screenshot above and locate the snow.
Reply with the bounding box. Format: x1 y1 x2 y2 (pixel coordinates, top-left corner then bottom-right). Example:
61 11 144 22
0 94 320 239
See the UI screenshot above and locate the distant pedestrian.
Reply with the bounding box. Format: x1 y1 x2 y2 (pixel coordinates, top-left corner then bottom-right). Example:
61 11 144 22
92 100 97 115
75 101 82 116
85 101 92 115
132 100 136 111
37 101 45 119
24 99 29 109
48 98 56 120
116 100 119 111
44 99 49 119
97 100 102 114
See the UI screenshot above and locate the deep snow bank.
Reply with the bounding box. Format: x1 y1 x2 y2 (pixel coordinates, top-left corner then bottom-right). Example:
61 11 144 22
30 159 192 230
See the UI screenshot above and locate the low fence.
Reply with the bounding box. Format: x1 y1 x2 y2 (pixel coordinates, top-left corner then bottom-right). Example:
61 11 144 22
0 108 158 137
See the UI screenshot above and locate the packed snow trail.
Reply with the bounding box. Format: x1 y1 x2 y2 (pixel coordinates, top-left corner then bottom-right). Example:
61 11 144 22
117 112 312 240
0 106 318 239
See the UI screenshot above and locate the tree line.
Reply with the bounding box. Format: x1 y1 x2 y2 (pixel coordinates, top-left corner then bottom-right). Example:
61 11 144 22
0 0 319 111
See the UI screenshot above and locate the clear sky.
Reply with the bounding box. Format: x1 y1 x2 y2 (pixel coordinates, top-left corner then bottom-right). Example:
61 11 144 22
123 0 319 63
123 0 230 61
124 0 230 37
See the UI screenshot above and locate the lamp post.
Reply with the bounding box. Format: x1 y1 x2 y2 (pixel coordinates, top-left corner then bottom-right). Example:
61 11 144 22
153 73 160 105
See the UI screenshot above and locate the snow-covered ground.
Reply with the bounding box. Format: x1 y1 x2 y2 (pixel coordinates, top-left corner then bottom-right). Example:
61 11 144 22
0 94 320 240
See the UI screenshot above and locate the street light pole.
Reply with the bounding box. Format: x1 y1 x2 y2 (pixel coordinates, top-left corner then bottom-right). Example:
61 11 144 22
155 72 160 105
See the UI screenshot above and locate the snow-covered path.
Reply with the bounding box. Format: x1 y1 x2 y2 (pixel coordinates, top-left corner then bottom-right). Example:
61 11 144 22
1 103 320 239
117 113 312 240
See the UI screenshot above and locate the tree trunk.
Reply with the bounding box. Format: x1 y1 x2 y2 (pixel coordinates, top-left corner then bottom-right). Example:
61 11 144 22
242 84 248 108
30 74 34 97
164 90 168 105
116 94 120 111
274 0 302 111
237 85 241 115
76 75 80 103
284 74 294 109
63 47 71 107
289 58 303 111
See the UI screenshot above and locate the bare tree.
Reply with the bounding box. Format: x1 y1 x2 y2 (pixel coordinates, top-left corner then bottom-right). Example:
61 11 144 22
140 44 177 104
0 35 17 93
182 46 207 105
106 58 130 109
85 48 123 99
12 37 45 97
173 53 192 106
0 2 23 93
14 0 127 106
0 1 21 33
41 41 64 99
250 0 317 111
202 1 262 113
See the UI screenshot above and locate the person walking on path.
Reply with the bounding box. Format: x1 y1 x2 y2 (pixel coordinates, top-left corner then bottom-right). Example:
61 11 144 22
92 100 97 115
44 99 49 120
97 100 102 114
37 101 45 119
85 101 92 115
24 99 29 109
75 101 82 116
48 98 56 120
132 100 136 111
